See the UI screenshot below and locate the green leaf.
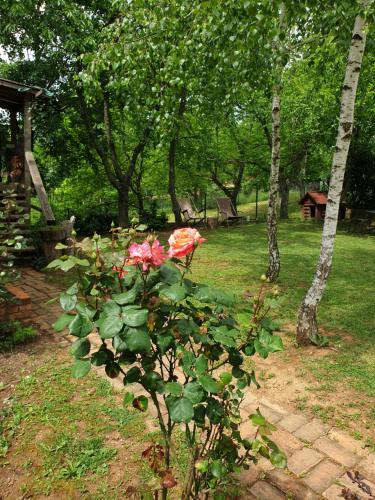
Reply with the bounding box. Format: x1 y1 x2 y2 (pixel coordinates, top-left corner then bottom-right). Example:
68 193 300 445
113 288 137 305
206 398 224 424
124 328 151 353
66 282 79 295
55 242 68 250
159 264 180 285
72 359 91 379
102 300 121 316
219 372 232 385
118 350 137 365
183 381 205 404
181 351 195 375
193 404 206 426
156 333 174 354
270 450 287 468
195 356 208 375
261 318 280 332
91 348 113 366
60 292 77 311
198 375 221 394
133 395 148 412
228 350 243 366
53 313 73 332
69 314 92 338
70 338 90 359
160 283 187 302
123 308 148 327
105 362 120 378
250 413 266 426
211 326 237 347
165 382 182 396
46 258 64 269
100 315 123 339
125 366 142 384
141 371 163 392
76 303 96 320
113 335 128 353
167 397 194 423
60 259 77 272
211 460 225 479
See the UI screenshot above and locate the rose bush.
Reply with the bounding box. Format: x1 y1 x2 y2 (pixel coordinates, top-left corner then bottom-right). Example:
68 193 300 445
49 226 285 499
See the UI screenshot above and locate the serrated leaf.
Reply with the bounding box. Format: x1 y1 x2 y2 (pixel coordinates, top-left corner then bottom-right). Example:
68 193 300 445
167 397 194 423
183 381 205 404
124 328 151 353
160 283 186 302
159 264 180 285
69 314 92 338
165 382 182 396
113 288 137 305
100 315 123 339
198 375 221 394
60 292 77 312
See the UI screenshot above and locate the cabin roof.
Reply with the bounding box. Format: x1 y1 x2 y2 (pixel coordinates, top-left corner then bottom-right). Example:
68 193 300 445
0 78 42 110
299 191 328 205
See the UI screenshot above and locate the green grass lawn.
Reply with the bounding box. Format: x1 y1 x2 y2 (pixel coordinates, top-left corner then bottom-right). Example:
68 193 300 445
190 219 375 399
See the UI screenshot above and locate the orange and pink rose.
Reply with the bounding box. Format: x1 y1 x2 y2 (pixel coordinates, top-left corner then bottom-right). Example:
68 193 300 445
168 228 206 258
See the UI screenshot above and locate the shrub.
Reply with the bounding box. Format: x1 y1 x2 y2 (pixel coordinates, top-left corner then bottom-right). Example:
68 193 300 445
0 321 37 351
49 226 285 498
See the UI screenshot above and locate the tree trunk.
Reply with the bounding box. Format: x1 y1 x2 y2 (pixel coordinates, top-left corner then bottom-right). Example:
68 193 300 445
279 174 289 219
168 88 187 225
118 186 130 228
266 88 281 281
298 179 305 200
168 136 182 225
296 12 367 346
266 2 285 282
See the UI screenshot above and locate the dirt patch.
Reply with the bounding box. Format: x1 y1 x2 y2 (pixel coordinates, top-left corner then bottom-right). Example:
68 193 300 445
248 326 374 444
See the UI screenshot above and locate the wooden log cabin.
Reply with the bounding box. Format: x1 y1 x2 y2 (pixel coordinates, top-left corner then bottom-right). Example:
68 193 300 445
0 78 55 258
299 191 346 221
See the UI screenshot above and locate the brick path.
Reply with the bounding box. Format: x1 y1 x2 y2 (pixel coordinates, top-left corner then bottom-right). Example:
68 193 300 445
20 268 375 499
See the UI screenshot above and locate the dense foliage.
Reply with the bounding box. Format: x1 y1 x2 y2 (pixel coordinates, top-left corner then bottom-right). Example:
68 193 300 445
0 1 373 228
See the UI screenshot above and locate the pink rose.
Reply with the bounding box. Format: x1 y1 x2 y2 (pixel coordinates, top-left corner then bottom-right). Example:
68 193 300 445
128 239 167 271
168 228 206 258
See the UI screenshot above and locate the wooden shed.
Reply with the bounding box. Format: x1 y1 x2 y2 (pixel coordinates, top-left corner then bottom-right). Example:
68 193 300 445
299 192 346 221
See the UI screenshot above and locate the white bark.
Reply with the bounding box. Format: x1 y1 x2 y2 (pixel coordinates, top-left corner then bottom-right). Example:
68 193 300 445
266 88 281 280
266 2 285 281
297 12 367 345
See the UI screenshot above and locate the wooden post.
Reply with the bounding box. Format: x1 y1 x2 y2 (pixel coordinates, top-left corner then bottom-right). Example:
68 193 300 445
23 95 32 188
10 109 18 146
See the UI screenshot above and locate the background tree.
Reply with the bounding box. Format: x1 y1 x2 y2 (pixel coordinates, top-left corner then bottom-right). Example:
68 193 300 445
296 5 369 345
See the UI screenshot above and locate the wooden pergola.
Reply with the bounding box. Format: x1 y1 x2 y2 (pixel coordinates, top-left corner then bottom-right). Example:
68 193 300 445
0 77 55 223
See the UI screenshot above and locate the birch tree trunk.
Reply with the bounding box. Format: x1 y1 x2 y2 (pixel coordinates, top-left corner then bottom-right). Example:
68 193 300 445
266 2 285 282
296 12 367 345
266 88 281 280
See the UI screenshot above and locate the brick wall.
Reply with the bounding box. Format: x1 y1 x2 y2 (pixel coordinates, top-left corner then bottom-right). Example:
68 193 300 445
0 284 32 323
